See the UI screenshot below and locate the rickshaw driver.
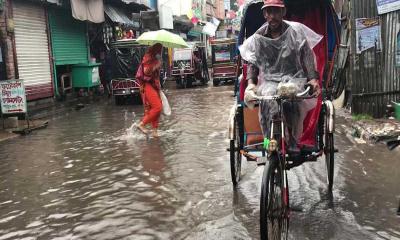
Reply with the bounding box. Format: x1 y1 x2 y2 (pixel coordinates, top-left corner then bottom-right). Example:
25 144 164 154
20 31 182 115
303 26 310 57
241 0 322 153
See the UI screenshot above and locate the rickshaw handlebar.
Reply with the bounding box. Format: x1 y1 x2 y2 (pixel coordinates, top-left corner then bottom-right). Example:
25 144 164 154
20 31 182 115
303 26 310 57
256 85 314 101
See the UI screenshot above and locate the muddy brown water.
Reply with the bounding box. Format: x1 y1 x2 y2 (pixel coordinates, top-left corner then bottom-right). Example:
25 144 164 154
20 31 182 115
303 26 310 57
0 85 399 240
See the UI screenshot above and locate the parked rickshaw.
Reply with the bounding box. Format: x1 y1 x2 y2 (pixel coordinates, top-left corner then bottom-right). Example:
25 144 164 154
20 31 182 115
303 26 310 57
228 1 340 239
109 39 169 104
210 38 237 86
109 39 147 105
171 42 209 88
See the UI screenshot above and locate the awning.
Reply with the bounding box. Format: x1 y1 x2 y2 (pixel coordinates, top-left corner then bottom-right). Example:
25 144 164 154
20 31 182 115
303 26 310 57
104 5 136 26
71 0 105 23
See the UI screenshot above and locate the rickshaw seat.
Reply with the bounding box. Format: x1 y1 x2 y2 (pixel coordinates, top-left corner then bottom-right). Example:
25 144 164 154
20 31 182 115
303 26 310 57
246 133 264 146
243 107 264 146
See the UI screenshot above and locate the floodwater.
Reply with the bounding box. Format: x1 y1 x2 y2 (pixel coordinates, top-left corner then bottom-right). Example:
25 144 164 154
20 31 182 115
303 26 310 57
0 84 399 240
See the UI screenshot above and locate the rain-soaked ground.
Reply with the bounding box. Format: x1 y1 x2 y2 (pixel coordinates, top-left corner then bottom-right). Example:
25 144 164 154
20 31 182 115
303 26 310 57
0 84 399 240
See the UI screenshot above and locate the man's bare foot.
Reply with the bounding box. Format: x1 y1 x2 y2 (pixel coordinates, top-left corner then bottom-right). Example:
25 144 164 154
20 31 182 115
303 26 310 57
136 123 148 135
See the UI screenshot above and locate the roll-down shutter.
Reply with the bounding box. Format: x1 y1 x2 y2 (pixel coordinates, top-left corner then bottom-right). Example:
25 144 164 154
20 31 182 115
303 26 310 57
13 1 53 100
48 8 89 65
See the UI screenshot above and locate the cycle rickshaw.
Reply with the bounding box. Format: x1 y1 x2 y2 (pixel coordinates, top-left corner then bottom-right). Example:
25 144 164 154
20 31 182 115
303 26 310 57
228 1 340 239
171 42 210 88
210 38 238 86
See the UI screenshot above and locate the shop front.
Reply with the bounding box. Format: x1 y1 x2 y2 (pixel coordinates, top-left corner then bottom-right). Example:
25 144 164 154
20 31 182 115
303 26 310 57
12 0 53 101
48 6 98 96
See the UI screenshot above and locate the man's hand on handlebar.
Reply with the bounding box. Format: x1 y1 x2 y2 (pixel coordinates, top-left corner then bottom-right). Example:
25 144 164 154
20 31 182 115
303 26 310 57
308 79 321 97
244 83 258 109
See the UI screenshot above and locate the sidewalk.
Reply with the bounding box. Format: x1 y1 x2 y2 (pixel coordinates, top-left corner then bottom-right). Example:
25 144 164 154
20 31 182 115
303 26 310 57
0 119 49 142
0 130 18 142
0 94 110 143
337 108 400 143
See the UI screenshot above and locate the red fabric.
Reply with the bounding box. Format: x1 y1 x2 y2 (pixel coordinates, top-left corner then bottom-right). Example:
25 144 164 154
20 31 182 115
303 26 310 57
141 83 162 129
262 0 285 8
135 64 152 84
239 63 248 101
137 43 162 90
288 7 327 147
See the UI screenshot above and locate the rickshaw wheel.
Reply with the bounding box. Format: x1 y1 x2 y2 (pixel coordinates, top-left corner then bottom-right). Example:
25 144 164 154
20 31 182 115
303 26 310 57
176 78 186 89
213 80 219 87
186 78 193 88
260 155 289 240
115 96 125 105
201 69 209 86
203 69 210 85
324 108 335 192
230 118 242 186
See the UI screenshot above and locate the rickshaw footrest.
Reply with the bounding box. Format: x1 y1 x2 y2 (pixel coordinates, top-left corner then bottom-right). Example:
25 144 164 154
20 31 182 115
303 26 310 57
240 150 258 161
256 157 268 166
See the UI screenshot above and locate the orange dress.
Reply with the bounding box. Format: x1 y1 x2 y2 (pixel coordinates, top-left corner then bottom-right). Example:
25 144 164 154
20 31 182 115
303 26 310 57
140 59 162 129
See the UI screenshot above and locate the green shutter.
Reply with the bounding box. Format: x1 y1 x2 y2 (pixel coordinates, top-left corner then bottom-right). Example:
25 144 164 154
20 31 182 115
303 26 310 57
48 8 89 65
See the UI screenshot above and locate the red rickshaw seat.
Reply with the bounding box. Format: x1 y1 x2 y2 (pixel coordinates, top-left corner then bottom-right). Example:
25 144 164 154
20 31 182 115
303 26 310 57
246 133 264 146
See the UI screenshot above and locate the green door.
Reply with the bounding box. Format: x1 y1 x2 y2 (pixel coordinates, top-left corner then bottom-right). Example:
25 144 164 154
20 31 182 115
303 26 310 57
48 8 89 65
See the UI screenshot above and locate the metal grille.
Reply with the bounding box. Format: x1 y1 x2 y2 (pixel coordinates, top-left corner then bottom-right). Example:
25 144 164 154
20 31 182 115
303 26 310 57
13 0 53 100
350 0 400 117
48 8 89 66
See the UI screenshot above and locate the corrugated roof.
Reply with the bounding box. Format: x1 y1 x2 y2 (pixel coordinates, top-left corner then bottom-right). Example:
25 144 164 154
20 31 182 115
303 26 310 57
104 5 134 25
121 0 150 8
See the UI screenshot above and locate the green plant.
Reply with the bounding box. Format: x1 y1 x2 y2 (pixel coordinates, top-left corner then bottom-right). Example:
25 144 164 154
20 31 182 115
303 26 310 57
352 114 373 121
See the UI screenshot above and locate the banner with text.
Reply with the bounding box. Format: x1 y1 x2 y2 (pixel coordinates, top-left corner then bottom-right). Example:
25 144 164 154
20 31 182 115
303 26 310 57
0 80 27 114
376 0 400 15
355 18 382 54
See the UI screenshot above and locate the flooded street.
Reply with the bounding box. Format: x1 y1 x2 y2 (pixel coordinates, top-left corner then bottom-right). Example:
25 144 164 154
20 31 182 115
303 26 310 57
0 85 399 240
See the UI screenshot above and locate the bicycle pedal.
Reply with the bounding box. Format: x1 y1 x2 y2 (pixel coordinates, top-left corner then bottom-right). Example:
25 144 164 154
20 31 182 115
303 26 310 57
257 157 268 166
306 155 318 162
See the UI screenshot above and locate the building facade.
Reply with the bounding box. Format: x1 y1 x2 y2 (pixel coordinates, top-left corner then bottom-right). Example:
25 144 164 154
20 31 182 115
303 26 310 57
334 0 400 117
214 0 225 20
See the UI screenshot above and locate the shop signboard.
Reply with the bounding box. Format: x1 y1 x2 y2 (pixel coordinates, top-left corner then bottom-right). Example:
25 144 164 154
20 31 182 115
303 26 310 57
0 80 27 114
202 22 218 36
376 0 400 15
355 18 382 54
215 51 231 62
